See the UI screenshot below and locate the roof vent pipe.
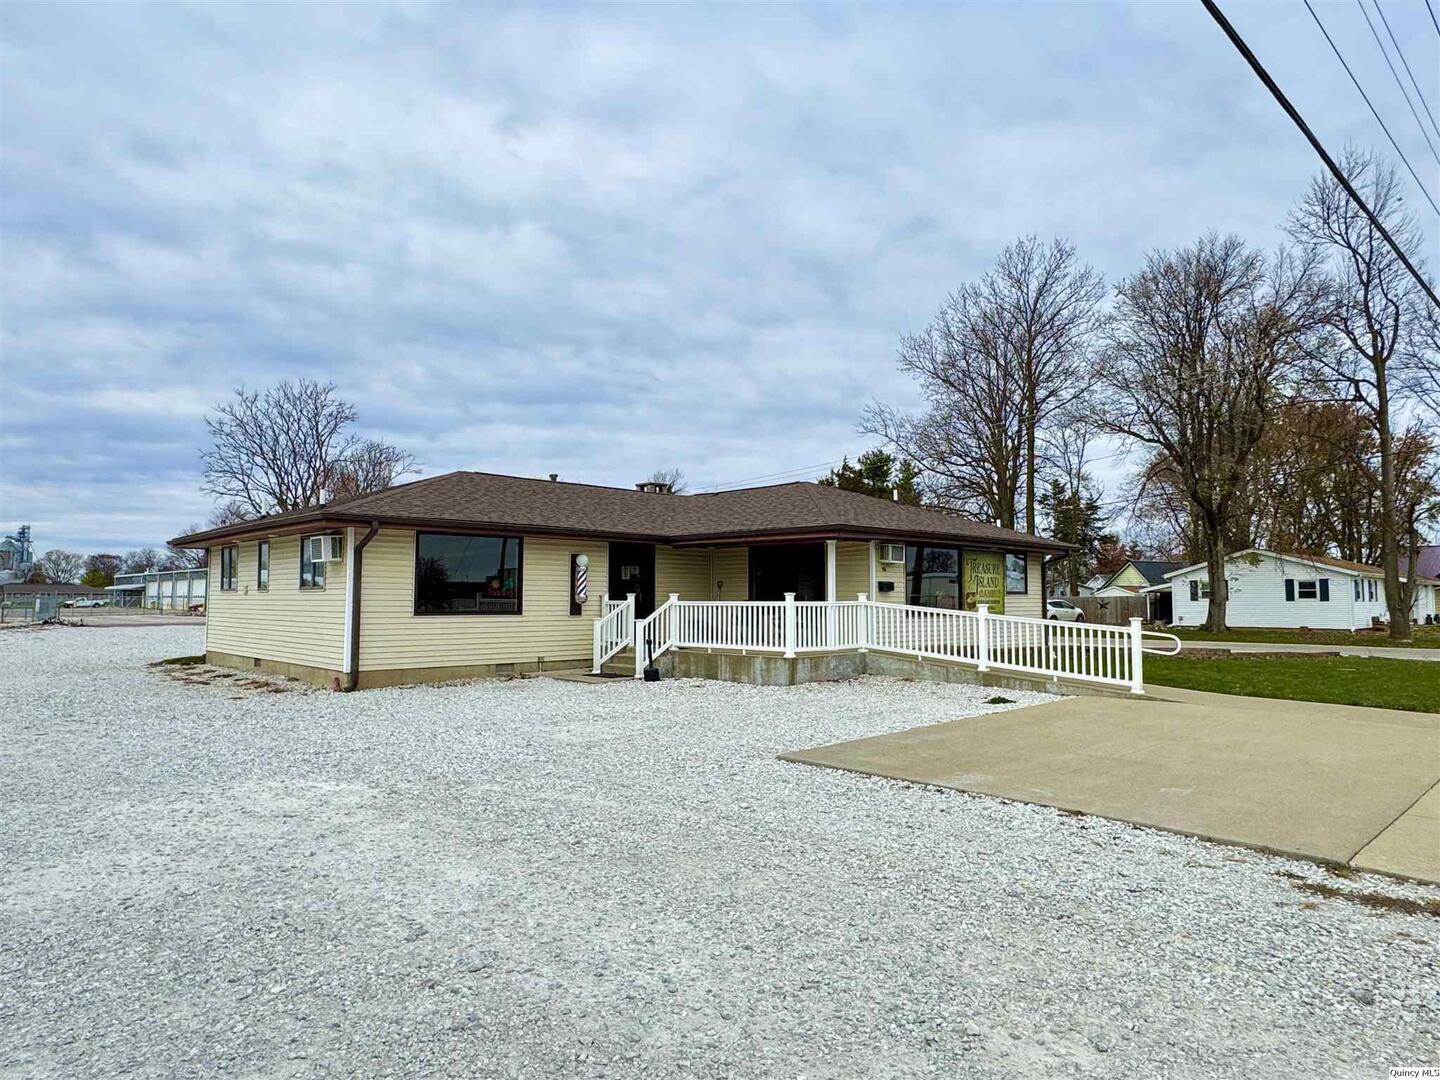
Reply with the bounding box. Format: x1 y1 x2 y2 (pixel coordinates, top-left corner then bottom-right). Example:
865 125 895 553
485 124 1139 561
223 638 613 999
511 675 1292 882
636 481 674 494
549 473 558 482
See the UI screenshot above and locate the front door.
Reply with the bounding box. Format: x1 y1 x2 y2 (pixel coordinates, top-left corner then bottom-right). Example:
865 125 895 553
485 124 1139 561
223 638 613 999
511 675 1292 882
748 543 827 601
608 542 657 618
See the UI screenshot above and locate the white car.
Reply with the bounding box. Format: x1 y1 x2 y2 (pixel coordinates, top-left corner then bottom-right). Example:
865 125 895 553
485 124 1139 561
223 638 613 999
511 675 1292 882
1045 599 1085 622
63 597 108 608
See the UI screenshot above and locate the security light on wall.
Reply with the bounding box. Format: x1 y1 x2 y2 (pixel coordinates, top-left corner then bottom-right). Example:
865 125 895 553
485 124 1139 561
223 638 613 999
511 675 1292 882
878 543 905 564
307 535 344 563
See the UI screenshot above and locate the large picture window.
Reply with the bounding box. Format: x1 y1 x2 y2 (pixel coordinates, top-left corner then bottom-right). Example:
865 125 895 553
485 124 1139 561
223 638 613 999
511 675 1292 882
415 533 522 615
299 535 327 589
904 545 961 609
219 546 237 591
1005 553 1028 594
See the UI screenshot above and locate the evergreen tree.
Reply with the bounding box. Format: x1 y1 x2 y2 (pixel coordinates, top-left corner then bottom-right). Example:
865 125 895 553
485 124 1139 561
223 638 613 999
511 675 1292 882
818 450 922 505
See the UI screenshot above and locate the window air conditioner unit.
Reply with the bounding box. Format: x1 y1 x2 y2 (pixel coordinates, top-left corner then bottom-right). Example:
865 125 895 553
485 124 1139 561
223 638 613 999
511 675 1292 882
308 534 344 563
878 543 905 564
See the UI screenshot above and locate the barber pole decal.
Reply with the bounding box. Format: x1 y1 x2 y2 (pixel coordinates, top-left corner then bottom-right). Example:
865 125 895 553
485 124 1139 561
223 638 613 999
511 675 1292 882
571 553 589 616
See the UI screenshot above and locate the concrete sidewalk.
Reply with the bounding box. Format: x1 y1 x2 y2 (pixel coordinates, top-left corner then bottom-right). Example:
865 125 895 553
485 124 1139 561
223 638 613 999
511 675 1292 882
1177 639 1440 661
780 685 1440 884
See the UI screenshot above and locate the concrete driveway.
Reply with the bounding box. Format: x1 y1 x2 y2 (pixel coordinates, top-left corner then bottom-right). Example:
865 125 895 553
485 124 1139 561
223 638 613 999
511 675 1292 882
781 685 1440 884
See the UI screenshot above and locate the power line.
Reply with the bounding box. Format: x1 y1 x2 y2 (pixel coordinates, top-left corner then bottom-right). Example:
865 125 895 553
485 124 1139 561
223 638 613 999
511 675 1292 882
1201 0 1440 309
700 457 847 492
1355 0 1440 166
1301 0 1440 216
1374 0 1440 144
1426 0 1440 38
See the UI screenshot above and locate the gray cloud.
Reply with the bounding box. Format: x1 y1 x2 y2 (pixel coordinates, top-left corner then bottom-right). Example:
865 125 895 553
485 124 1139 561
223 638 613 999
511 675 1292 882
2 1 1435 551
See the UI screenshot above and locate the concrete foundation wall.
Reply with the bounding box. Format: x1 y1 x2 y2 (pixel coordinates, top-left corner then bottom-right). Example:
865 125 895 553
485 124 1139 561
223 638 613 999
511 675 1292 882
207 648 592 689
206 649 341 689
661 648 1128 697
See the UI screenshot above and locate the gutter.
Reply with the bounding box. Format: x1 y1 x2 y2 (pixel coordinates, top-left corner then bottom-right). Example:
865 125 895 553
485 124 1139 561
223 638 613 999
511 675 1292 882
343 522 381 692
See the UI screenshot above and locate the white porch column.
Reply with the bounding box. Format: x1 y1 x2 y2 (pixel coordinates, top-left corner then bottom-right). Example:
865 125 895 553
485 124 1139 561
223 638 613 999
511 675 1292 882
824 540 838 648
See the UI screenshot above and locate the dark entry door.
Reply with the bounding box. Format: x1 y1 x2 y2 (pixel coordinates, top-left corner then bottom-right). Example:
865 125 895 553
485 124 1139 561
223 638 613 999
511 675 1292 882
748 543 827 601
608 542 657 617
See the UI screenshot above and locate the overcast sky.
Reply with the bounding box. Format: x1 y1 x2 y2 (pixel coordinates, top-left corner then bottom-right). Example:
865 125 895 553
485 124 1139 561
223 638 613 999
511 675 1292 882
2 1 1437 554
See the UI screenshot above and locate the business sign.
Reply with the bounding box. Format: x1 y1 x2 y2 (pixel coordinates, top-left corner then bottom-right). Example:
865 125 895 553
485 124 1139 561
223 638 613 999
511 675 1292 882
963 550 1005 615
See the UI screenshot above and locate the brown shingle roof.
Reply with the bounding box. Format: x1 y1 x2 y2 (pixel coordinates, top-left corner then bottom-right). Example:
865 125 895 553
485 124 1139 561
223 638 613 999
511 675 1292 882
1276 550 1440 585
170 471 1072 553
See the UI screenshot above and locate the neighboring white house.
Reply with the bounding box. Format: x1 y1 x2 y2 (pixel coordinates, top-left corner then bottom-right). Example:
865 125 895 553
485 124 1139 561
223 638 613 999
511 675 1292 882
1164 549 1439 630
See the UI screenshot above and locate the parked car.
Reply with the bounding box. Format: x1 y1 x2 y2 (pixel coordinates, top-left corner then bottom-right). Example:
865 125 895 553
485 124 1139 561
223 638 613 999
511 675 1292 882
62 597 108 608
1045 599 1085 622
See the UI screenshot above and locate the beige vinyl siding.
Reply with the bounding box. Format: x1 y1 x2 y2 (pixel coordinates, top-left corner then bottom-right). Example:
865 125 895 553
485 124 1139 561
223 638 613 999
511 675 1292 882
708 547 748 601
205 536 345 672
1006 553 1044 619
874 547 905 603
1107 564 1149 590
835 541 870 600
655 546 712 600
359 529 607 671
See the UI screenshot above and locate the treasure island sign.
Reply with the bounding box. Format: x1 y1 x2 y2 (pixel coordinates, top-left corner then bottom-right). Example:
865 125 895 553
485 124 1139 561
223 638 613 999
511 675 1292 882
962 550 1005 615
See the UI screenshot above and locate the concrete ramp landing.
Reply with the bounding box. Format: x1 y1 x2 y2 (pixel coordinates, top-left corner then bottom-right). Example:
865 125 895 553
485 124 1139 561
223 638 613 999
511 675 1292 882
779 686 1440 884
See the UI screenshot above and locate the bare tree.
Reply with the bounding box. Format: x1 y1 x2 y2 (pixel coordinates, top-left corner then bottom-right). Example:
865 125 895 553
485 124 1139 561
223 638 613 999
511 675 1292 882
201 379 415 516
38 549 85 584
1037 415 1113 592
330 440 420 502
992 238 1107 533
121 548 166 575
1287 149 1438 640
645 467 687 494
1098 234 1326 631
864 288 1026 526
863 237 1103 531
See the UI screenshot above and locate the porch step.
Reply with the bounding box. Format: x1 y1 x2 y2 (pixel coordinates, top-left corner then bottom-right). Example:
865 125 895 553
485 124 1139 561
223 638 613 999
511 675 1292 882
601 648 635 678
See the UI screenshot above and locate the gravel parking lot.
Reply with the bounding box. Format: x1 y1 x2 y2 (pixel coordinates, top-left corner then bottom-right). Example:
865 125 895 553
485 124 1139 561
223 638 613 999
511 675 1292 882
2 626 1437 1079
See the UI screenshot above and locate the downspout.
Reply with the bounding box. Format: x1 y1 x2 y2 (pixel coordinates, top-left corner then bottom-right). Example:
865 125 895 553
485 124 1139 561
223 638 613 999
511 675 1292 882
344 522 381 692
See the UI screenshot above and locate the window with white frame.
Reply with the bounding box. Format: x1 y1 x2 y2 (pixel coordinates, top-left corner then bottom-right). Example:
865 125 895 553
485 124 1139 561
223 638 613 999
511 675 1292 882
1188 578 1211 601
1354 579 1362 601
1297 579 1317 600
1367 579 1377 602
299 535 327 590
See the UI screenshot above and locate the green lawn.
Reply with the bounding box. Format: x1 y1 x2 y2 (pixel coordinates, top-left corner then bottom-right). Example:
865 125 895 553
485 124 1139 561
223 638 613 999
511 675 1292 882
1143 654 1440 713
1167 625 1440 649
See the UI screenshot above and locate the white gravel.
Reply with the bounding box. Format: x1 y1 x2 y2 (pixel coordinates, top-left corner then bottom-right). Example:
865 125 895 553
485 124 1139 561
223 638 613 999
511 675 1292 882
2 625 1437 1079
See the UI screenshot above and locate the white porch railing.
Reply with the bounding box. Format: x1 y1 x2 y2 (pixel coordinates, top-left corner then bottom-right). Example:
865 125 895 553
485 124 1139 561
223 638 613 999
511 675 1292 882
591 593 636 672
618 592 1181 693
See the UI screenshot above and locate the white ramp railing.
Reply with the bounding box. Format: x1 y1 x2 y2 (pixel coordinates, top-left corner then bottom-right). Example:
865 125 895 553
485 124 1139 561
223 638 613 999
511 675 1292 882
611 592 1182 693
591 594 636 672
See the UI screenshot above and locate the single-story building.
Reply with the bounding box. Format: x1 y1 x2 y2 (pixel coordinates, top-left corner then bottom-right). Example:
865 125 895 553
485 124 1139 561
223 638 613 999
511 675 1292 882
170 471 1071 689
1163 548 1440 629
107 567 208 610
1090 559 1181 598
